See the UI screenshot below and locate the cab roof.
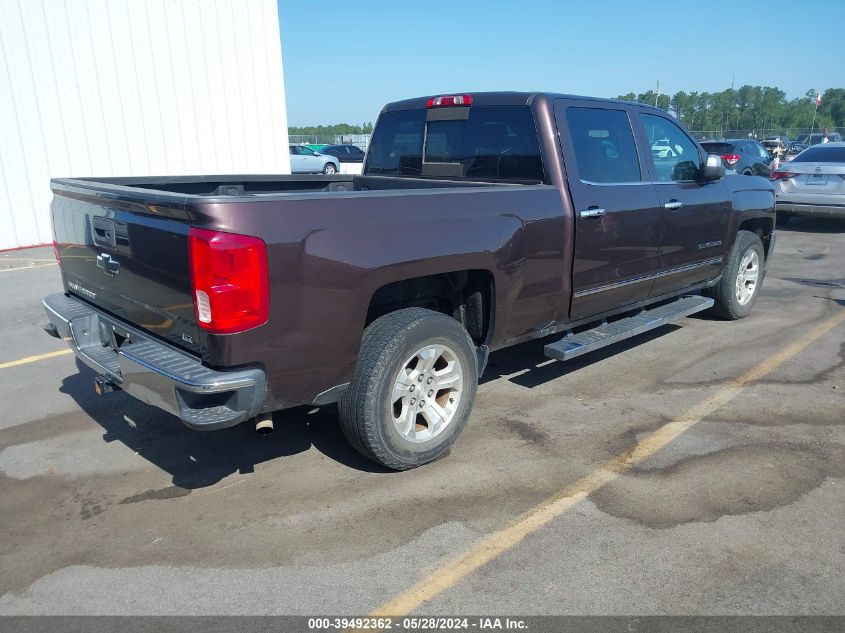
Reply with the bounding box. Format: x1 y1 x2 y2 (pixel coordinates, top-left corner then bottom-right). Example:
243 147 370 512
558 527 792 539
380 91 668 114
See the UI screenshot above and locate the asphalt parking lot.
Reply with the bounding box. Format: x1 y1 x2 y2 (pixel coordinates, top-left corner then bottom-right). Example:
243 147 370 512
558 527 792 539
0 217 843 616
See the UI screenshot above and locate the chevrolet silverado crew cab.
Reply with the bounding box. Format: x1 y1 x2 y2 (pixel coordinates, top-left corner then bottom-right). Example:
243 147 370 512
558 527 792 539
44 92 776 470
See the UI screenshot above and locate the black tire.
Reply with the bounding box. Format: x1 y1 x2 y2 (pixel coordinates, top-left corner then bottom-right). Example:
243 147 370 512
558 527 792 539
323 162 337 175
776 211 792 226
338 308 479 470
703 230 765 320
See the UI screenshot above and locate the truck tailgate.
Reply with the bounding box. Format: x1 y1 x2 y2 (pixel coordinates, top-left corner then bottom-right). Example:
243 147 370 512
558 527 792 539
51 181 201 355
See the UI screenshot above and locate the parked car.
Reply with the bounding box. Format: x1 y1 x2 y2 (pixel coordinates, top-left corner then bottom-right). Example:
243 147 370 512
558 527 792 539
318 144 366 163
786 141 807 157
770 142 845 223
762 136 790 157
796 132 843 146
700 139 773 176
651 138 679 158
289 144 339 174
43 91 775 470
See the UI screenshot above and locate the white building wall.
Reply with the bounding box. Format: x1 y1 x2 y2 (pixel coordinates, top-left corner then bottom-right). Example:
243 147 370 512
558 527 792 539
0 0 291 250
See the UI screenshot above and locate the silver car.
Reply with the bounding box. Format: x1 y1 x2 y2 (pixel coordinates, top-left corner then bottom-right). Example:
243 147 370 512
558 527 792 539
771 142 845 223
289 145 340 174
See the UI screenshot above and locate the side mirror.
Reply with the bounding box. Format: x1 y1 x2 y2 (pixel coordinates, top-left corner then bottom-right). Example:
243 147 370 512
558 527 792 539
698 154 725 181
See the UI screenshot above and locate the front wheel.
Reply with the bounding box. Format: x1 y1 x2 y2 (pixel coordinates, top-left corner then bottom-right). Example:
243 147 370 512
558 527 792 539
338 308 479 470
704 230 765 319
323 162 337 175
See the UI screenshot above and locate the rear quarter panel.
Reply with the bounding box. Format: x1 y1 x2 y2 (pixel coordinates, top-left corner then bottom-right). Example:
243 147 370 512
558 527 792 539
187 185 567 410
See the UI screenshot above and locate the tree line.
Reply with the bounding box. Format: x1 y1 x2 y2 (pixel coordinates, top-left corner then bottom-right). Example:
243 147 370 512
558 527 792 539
288 122 374 136
615 86 845 133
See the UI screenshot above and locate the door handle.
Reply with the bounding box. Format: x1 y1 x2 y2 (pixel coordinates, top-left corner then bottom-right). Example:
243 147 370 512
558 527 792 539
579 207 606 218
663 200 684 211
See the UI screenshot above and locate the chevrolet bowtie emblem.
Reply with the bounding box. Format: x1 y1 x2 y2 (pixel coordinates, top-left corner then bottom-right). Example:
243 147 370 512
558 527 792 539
96 253 120 277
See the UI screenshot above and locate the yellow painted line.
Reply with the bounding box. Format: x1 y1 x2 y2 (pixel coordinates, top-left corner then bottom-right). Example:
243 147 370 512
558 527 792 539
369 310 845 617
0 262 58 273
0 348 73 370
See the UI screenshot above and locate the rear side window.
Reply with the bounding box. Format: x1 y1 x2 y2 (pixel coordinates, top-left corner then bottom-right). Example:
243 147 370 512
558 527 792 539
791 146 845 162
564 107 641 183
364 106 544 181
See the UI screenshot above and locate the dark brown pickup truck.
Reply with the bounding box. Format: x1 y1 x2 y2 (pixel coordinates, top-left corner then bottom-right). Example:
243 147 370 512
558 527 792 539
44 92 776 469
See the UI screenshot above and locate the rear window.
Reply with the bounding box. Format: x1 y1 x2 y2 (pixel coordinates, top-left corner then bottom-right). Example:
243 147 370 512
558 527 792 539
365 106 545 181
791 146 845 162
700 142 735 154
364 110 426 175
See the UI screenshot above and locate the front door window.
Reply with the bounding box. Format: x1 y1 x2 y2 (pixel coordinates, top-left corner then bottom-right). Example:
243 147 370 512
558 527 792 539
641 114 700 182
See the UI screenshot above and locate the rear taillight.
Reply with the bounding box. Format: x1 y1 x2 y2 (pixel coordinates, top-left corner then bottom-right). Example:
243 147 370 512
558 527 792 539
188 228 269 334
427 94 473 108
722 154 741 166
769 170 797 181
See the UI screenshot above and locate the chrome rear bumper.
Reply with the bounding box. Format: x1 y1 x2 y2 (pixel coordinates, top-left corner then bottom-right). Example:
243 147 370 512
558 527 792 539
43 293 265 430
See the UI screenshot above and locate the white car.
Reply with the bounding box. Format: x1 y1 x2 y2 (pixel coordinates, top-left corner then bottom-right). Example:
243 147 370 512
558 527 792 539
289 145 340 174
771 142 845 223
651 138 682 159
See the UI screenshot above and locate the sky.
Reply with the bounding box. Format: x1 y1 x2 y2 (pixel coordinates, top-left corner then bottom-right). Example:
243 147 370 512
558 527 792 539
277 0 845 126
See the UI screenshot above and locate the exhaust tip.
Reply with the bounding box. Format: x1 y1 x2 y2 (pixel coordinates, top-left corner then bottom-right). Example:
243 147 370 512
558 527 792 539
255 414 274 435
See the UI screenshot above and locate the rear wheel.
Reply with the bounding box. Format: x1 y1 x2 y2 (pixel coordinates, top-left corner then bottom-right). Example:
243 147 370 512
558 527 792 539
338 308 478 470
704 230 765 319
323 162 337 175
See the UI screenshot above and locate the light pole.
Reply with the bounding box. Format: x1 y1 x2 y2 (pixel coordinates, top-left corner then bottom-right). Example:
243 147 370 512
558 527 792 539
809 91 821 143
